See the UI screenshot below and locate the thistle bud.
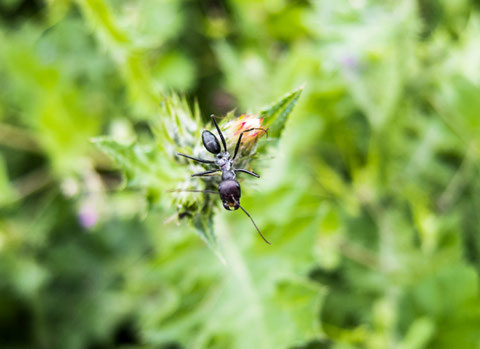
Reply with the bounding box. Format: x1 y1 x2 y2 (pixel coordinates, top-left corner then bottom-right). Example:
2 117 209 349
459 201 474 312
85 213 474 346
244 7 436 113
94 88 302 251
223 114 266 162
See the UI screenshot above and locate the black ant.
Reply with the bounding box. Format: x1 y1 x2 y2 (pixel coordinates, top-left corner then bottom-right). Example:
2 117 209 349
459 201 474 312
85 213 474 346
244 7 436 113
176 115 271 245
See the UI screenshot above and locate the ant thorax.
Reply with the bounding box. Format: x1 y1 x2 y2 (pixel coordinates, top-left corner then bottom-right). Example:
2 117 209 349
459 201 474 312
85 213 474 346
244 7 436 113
214 152 236 180
222 169 236 181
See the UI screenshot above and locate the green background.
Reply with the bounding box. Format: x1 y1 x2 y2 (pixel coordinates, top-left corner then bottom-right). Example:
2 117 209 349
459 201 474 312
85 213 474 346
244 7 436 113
1 0 480 348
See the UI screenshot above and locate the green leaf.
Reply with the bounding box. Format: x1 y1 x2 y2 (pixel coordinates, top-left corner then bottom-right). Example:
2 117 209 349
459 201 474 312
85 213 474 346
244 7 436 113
0 30 101 176
260 86 304 138
92 136 176 197
0 155 17 206
400 317 435 349
75 0 163 117
138 214 324 349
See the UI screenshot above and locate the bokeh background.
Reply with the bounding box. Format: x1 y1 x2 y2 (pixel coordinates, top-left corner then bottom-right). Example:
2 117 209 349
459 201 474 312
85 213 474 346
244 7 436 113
2 0 480 348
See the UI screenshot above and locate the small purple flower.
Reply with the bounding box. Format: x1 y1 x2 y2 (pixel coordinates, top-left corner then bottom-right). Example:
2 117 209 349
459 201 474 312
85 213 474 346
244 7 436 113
340 54 359 71
78 203 98 228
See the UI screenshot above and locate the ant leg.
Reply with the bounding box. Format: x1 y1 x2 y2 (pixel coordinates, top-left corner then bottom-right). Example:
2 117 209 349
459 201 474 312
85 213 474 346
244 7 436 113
192 169 221 177
210 115 227 152
232 128 268 160
177 152 214 164
235 169 260 178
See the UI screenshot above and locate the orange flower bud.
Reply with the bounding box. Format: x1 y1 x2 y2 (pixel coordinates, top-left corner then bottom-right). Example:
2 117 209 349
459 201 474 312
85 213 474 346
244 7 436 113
223 114 266 152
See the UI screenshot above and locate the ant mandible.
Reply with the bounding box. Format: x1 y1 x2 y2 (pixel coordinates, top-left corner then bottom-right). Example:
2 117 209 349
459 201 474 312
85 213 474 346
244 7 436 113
176 115 271 245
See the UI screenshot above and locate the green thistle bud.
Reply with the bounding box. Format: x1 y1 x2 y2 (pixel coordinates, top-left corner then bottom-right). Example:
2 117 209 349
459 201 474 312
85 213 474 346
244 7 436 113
94 87 303 251
223 113 267 159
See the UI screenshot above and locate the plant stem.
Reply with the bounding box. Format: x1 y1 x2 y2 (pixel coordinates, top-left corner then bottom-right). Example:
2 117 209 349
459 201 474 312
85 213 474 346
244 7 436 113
217 217 272 349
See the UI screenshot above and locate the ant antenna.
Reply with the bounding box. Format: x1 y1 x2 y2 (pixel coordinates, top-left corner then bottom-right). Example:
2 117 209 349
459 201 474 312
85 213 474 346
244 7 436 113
210 114 227 153
239 204 271 245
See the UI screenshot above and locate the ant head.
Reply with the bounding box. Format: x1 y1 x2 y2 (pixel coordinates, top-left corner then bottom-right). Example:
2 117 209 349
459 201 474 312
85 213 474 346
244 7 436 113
202 130 221 154
218 180 241 211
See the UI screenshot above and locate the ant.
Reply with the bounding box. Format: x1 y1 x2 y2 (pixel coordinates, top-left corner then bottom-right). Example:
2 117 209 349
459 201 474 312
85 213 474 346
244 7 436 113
176 115 271 245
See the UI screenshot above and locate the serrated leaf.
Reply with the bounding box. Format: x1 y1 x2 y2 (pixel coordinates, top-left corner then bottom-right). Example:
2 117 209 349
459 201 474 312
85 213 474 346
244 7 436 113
92 136 175 196
260 86 304 138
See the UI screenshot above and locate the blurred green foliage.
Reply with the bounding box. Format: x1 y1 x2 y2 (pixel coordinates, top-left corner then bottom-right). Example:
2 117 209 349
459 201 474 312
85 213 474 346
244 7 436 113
2 0 480 348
